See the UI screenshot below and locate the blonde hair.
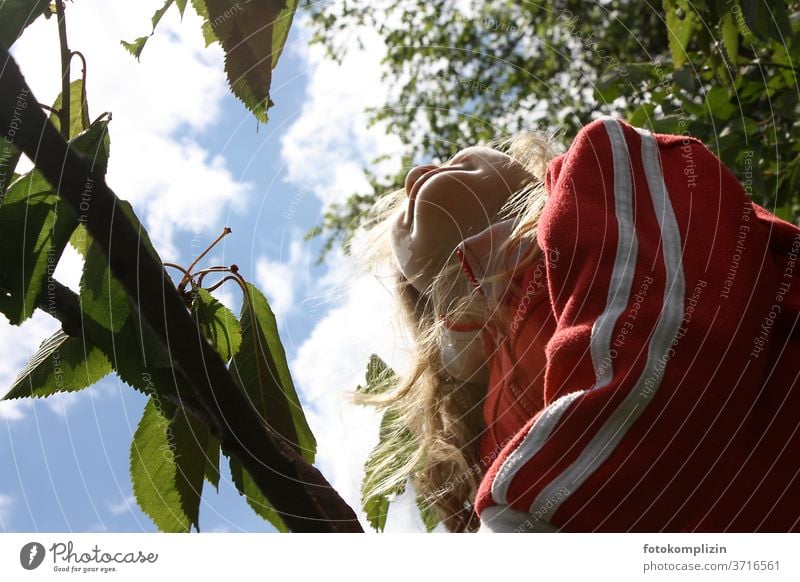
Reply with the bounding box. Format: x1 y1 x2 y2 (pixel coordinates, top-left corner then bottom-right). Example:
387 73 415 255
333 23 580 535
355 131 555 532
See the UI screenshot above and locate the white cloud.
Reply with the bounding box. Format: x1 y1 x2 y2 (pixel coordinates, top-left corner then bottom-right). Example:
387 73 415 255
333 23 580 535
108 494 136 517
254 234 308 320
0 494 12 529
280 12 403 207
11 0 251 260
279 9 435 531
290 247 417 531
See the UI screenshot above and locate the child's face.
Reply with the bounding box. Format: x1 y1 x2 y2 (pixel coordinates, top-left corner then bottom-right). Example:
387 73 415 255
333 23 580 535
390 146 530 292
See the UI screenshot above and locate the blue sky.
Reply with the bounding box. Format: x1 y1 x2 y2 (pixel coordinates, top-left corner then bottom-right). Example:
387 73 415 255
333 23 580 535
0 0 425 533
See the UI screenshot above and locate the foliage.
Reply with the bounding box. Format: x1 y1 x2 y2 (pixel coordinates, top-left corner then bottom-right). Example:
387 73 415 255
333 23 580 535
0 0 324 533
356 354 439 532
123 0 298 123
304 0 800 258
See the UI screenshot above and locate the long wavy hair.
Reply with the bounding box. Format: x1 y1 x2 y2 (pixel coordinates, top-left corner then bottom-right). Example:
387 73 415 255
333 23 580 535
355 130 555 532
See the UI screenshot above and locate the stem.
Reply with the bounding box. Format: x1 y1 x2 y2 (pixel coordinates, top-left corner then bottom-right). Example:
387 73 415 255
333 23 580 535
90 111 112 126
195 265 232 288
38 103 60 115
56 0 70 139
70 50 88 128
178 227 232 290
203 275 239 293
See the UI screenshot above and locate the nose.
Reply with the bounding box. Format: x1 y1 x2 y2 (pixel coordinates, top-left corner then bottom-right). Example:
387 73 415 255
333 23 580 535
405 164 438 197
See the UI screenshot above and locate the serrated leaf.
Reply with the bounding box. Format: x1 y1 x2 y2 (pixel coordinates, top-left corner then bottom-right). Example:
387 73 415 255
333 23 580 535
120 0 180 60
361 408 413 532
69 224 91 256
363 488 392 533
204 434 220 490
192 287 242 362
131 399 207 532
0 170 75 324
356 356 434 532
78 242 177 396
229 455 288 531
75 196 180 400
230 283 315 463
169 407 211 531
0 0 51 49
664 0 699 69
0 120 111 324
3 329 112 400
193 0 298 122
48 79 90 139
355 354 396 396
720 12 739 64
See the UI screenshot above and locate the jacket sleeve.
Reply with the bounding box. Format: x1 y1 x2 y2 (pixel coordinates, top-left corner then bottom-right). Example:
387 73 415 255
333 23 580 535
475 116 782 532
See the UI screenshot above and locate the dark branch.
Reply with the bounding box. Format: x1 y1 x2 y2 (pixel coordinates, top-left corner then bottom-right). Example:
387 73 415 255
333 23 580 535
0 45 362 533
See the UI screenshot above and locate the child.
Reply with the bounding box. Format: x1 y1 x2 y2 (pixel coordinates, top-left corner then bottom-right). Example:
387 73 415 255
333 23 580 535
360 116 800 533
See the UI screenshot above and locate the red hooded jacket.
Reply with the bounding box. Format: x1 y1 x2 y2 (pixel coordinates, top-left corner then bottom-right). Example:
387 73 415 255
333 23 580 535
445 116 800 532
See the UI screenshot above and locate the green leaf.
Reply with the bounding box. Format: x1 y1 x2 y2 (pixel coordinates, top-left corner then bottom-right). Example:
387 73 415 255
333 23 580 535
663 0 699 69
169 407 211 531
229 455 288 531
354 356 410 531
0 170 76 324
720 12 739 64
0 121 111 324
80 241 130 333
356 355 436 531
192 287 242 362
362 408 412 532
230 283 316 463
628 102 655 128
74 193 181 400
192 0 298 122
3 330 112 400
48 79 90 139
0 142 22 199
355 353 396 396
672 66 696 93
69 224 91 256
363 486 393 533
204 434 220 490
120 0 179 60
130 399 208 532
78 241 177 396
705 86 736 121
0 0 51 49
417 495 440 532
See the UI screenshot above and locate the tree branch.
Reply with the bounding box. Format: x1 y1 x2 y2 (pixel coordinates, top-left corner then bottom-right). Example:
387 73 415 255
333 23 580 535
37 279 213 424
0 45 362 533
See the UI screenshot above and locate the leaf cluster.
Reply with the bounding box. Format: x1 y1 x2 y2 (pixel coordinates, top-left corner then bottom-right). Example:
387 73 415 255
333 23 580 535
304 0 800 258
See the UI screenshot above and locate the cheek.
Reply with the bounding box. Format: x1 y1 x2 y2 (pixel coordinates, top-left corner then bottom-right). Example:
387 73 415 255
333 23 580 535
390 225 414 275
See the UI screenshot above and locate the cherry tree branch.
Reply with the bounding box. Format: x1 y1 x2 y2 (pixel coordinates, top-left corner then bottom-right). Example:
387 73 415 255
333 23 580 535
0 45 362 533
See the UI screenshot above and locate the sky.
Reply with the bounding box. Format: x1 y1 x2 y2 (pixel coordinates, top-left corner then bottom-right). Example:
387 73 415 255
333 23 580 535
0 0 429 533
